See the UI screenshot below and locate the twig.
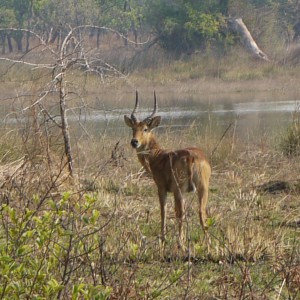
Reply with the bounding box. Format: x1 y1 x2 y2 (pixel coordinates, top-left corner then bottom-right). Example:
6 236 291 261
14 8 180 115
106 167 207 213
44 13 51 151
211 121 234 158
276 278 285 300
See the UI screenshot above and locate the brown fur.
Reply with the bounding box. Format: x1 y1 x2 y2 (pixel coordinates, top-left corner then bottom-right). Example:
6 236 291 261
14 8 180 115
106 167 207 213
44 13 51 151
124 113 211 250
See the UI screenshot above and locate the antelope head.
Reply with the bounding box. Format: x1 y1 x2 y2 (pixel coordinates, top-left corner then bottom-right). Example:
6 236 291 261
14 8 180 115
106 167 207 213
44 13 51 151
124 91 161 150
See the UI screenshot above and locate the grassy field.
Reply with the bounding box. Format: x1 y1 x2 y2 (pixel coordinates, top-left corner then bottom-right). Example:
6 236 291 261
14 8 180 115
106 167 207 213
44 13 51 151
0 55 300 299
0 118 299 299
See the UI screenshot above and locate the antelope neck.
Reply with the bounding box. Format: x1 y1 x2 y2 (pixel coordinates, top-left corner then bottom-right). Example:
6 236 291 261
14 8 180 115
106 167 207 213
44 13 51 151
137 136 163 160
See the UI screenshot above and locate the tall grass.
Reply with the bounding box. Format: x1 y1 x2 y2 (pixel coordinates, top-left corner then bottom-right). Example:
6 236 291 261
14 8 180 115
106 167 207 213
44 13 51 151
279 105 300 157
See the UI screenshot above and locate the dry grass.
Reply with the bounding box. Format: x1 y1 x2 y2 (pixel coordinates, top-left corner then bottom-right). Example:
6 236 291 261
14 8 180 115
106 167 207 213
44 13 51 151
2 119 299 298
2 47 300 112
76 126 300 299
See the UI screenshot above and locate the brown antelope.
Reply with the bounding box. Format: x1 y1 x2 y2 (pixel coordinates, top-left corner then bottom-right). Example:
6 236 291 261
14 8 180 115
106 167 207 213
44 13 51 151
124 91 211 249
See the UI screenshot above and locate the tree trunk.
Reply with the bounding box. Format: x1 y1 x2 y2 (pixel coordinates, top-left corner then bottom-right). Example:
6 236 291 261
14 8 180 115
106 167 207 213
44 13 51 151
7 35 13 52
15 33 23 51
26 26 30 52
229 18 269 61
58 72 74 176
97 29 101 48
1 33 6 54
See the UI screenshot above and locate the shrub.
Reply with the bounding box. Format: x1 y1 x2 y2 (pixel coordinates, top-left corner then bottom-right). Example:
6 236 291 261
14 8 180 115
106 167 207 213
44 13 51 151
279 107 300 156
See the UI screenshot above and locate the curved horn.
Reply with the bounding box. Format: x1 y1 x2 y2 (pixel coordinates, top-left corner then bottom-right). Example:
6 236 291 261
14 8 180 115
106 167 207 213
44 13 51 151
143 91 158 123
131 90 139 122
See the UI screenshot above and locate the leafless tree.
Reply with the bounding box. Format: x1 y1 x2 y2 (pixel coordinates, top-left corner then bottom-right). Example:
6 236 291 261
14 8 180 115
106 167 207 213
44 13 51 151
0 26 137 176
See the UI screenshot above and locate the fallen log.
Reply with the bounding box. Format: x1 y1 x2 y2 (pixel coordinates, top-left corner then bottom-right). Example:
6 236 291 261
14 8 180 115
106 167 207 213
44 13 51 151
229 18 269 61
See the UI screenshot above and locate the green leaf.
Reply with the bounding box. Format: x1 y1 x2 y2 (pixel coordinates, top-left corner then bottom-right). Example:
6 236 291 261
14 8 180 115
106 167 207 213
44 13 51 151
82 216 89 224
206 217 216 227
170 269 183 283
0 255 13 263
47 278 64 294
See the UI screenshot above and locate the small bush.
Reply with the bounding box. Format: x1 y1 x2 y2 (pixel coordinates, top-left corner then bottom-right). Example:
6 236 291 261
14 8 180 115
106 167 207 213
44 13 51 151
279 107 300 156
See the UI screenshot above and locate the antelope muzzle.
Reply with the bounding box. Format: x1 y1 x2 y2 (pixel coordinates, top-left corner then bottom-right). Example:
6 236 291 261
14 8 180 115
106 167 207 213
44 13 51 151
130 138 139 148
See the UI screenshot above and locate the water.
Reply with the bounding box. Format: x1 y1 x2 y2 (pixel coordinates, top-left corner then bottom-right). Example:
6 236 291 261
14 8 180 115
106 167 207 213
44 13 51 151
1 91 300 141
79 96 300 141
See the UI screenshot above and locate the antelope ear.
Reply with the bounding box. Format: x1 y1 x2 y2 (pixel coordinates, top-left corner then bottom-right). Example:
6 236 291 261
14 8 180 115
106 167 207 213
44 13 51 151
148 116 161 130
124 115 134 128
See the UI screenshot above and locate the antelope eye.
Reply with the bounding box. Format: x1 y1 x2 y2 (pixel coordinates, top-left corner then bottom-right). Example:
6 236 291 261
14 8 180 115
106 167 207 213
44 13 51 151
143 127 148 132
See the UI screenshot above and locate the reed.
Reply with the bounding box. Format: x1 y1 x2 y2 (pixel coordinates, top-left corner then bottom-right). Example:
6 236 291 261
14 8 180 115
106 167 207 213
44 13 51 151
279 105 300 157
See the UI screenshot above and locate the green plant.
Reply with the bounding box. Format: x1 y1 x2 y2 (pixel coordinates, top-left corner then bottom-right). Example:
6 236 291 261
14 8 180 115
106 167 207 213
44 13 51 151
0 192 113 299
145 0 229 55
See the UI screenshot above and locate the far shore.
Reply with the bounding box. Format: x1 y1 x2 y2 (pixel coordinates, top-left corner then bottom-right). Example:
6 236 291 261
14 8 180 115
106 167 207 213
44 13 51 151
84 70 300 109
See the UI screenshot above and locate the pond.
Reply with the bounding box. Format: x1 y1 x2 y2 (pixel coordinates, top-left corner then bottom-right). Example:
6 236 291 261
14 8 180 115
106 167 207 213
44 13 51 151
1 88 300 142
82 92 300 142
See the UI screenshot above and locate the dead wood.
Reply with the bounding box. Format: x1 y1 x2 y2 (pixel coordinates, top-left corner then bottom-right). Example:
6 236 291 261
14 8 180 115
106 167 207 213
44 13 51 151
229 18 269 61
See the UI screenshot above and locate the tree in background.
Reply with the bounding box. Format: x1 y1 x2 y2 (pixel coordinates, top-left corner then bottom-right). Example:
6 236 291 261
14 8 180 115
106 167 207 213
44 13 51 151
143 0 300 57
32 0 100 48
0 7 17 53
95 0 145 46
1 0 300 59
144 0 230 55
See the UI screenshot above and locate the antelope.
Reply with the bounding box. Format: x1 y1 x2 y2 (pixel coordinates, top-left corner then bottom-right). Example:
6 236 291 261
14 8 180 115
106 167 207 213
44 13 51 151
124 91 211 249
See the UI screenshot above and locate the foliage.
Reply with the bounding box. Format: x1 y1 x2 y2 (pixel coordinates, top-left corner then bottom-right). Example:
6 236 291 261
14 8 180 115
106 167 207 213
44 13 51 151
0 0 300 56
144 0 229 54
0 191 113 299
98 0 143 34
0 8 17 28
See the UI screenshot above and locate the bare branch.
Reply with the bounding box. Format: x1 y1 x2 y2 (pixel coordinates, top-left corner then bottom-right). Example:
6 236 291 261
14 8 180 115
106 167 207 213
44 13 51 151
0 57 54 69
